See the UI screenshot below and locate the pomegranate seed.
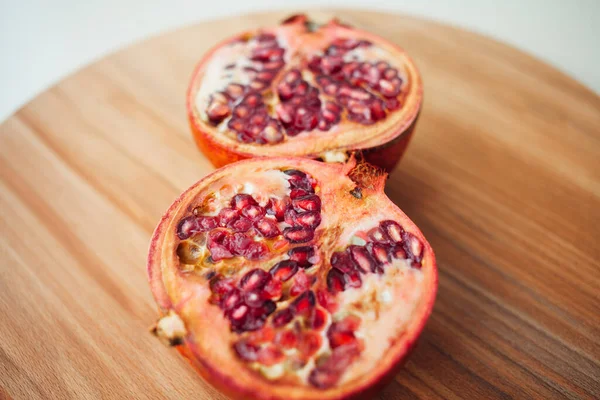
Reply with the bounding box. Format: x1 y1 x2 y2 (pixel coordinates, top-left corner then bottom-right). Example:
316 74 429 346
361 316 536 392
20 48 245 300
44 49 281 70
327 269 345 294
290 269 312 296
251 47 284 62
330 251 357 274
233 105 250 119
240 269 270 291
291 290 315 315
262 59 284 70
349 245 375 273
177 216 200 239
366 242 391 267
275 329 298 349
290 188 310 199
255 32 276 42
336 315 361 332
309 308 327 330
328 331 356 349
295 81 309 96
344 270 362 289
323 83 338 96
293 108 318 131
276 103 294 124
234 340 260 361
288 246 315 268
317 119 332 131
244 290 265 308
283 69 302 84
208 242 234 261
257 345 284 366
223 232 252 254
228 217 252 232
206 101 231 124
378 77 402 97
284 169 313 191
218 207 239 227
309 368 340 389
228 118 245 132
308 56 322 71
269 260 299 282
317 289 338 313
402 231 424 267
321 109 340 124
242 93 263 107
389 243 407 260
241 204 265 221
295 211 321 230
320 56 343 74
284 208 297 225
370 99 386 121
265 197 288 221
256 70 275 82
210 277 235 298
368 226 391 243
254 217 281 238
244 242 268 260
383 67 398 79
229 303 249 322
225 83 246 99
231 194 257 210
248 326 275 344
348 88 371 100
272 308 293 327
284 226 314 243
263 279 282 300
208 229 227 244
384 97 401 110
292 195 321 212
380 220 403 242
298 331 322 358
221 289 243 310
197 216 218 230
259 120 284 144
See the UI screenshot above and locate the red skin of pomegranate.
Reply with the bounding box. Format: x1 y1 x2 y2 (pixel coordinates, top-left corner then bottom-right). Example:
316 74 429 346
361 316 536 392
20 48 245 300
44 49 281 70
148 157 437 400
187 15 422 171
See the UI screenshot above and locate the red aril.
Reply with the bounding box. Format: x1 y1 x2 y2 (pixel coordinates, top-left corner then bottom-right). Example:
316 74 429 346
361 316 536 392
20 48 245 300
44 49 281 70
187 14 422 171
148 156 436 400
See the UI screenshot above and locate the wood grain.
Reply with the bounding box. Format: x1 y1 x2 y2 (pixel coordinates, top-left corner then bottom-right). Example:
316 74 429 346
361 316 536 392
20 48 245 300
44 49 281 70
1 9 599 400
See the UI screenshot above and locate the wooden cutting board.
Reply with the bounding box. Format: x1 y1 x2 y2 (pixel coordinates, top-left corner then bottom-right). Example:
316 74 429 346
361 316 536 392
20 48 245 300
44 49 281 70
1 9 599 400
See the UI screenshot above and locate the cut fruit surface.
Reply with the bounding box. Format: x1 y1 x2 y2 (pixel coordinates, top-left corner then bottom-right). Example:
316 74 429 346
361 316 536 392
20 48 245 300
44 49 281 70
187 14 422 171
148 157 436 400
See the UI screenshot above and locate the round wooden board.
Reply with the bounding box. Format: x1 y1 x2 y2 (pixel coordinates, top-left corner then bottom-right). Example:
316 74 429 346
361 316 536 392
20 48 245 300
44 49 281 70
1 9 599 400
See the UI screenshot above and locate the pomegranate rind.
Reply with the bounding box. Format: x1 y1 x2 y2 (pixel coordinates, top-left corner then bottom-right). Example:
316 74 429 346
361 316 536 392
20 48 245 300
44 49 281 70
147 157 437 400
186 16 423 171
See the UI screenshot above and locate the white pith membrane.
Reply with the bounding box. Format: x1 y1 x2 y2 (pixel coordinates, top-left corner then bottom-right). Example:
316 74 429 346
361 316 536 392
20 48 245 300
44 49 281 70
189 16 422 157
155 162 430 393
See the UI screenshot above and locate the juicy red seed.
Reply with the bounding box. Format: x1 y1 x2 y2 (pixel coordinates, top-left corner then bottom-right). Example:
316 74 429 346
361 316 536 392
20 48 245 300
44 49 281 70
370 99 386 121
290 270 312 296
309 368 340 389
320 56 343 74
317 289 338 313
228 303 249 322
228 217 253 232
254 217 281 238
218 207 239 226
225 83 245 99
263 279 282 300
335 315 362 332
244 290 265 308
240 269 270 291
257 345 284 366
284 208 297 226
327 269 345 294
367 242 391 265
298 331 322 357
389 244 407 260
242 93 263 107
251 47 284 62
385 98 401 110
344 270 362 289
295 212 321 229
211 277 235 297
310 308 327 330
206 101 231 124
290 188 310 199
368 226 391 243
402 231 424 267
283 69 302 84
177 216 200 239
269 260 299 282
231 194 258 210
272 308 294 327
228 118 245 132
234 340 260 362
241 205 265 220
198 216 218 230
284 227 314 243
208 229 227 244
275 329 298 349
284 170 314 192
292 195 321 212
349 245 375 273
265 197 288 221
221 289 243 310
288 246 316 267
233 105 250 119
223 232 252 254
293 109 318 131
328 331 356 349
208 242 234 261
291 290 316 315
243 242 268 260
378 77 402 97
330 251 357 274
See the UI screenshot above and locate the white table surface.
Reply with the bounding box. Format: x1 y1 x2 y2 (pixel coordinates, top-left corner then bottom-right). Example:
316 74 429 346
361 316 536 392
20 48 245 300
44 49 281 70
1 0 599 122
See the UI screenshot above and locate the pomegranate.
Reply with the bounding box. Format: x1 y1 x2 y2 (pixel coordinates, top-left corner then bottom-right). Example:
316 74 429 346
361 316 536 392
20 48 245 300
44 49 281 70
148 156 436 399
187 14 422 171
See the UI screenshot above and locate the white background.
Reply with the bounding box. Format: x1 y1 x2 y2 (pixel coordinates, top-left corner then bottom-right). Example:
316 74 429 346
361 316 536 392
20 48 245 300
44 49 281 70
1 0 599 122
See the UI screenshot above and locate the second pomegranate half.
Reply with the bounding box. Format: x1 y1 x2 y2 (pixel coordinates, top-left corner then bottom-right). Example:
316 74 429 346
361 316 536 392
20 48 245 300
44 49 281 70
187 14 423 171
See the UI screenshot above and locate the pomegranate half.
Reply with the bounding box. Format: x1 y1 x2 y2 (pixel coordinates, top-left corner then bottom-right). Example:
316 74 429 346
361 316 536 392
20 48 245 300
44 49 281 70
148 157 437 399
187 14 423 171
